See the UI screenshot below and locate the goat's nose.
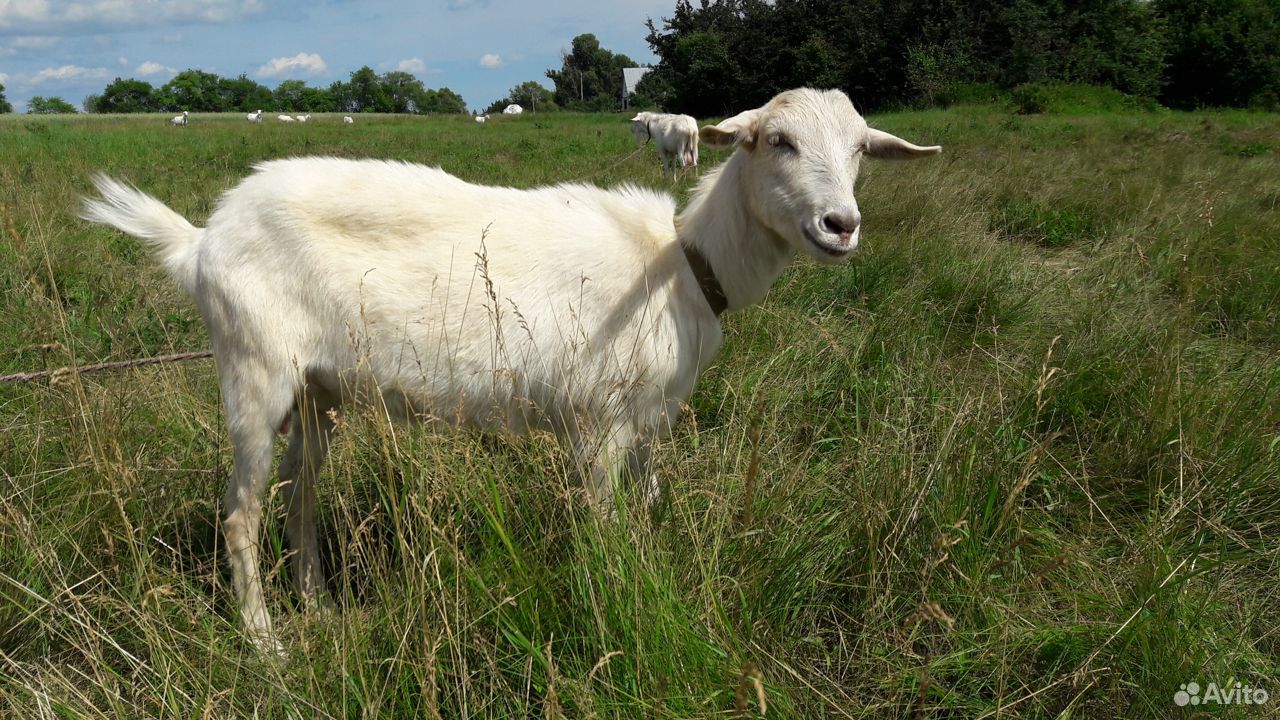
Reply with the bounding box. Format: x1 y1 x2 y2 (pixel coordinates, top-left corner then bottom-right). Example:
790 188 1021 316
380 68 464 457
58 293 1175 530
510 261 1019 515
821 209 861 240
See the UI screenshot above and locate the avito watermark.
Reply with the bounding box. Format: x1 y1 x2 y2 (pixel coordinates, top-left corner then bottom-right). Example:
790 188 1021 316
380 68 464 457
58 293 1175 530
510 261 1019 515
1174 681 1269 707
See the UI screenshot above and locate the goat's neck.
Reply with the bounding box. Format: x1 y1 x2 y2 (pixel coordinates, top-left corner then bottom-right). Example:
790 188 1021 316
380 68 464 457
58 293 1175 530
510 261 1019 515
675 152 796 312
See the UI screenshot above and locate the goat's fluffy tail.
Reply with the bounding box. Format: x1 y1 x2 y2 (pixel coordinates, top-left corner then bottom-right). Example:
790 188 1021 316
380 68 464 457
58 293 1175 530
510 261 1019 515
81 174 201 295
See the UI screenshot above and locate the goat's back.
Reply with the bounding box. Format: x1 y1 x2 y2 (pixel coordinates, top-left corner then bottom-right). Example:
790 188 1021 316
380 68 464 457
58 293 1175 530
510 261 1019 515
194 157 717 430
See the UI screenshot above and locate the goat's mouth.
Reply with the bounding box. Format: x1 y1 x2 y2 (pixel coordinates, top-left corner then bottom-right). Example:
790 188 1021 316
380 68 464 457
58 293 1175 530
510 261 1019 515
802 225 858 262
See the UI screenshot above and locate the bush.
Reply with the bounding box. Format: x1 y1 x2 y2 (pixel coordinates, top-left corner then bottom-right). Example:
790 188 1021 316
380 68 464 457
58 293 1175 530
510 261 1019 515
938 83 1007 108
1010 83 1156 114
1012 84 1053 114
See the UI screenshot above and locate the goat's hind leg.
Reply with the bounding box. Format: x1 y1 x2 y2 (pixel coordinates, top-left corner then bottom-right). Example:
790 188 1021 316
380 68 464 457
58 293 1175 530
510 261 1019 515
220 364 295 654
278 387 337 609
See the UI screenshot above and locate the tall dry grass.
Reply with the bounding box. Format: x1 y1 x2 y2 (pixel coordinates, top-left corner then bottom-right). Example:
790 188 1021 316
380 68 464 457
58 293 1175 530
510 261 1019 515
1 107 1277 717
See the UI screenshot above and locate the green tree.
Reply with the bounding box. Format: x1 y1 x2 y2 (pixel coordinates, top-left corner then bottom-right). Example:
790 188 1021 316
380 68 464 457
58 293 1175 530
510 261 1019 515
379 71 427 113
644 0 1170 113
300 86 335 112
273 79 308 111
644 0 781 114
160 69 223 111
545 33 635 111
27 96 78 114
628 69 670 110
1157 0 1280 108
419 87 468 114
348 66 389 112
667 30 740 116
218 74 275 112
505 81 557 112
97 78 157 113
328 80 355 113
0 82 12 113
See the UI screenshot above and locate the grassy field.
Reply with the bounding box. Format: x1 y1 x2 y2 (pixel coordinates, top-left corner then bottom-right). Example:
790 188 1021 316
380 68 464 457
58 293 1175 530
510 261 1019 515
1 106 1277 718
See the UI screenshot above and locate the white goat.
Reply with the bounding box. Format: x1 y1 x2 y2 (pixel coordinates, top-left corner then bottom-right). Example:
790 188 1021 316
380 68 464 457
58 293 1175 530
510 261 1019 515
475 115 488 123
82 88 940 653
277 114 294 123
632 112 699 180
247 110 263 123
170 110 189 127
296 114 311 123
343 115 354 124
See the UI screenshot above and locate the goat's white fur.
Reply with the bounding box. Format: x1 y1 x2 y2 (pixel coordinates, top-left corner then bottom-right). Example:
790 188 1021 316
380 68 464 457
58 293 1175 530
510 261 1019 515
171 110 189 127
295 114 311 123
631 112 699 180
247 110 263 123
343 115 354 124
82 88 940 653
277 114 294 123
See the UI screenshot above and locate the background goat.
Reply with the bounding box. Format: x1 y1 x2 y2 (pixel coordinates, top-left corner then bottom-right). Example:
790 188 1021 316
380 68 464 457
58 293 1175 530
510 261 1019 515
82 87 940 653
631 111 699 179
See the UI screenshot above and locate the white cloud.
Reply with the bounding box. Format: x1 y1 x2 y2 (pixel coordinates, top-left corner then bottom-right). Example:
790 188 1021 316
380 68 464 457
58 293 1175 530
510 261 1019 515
0 34 59 57
479 53 503 69
11 35 58 50
30 64 110 84
117 56 128 65
136 61 177 77
0 1 265 34
256 52 327 79
0 72 8 85
396 58 425 73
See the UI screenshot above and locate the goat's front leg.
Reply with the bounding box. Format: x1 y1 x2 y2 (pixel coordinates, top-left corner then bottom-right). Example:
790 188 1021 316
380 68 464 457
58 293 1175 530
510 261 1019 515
581 421 658 514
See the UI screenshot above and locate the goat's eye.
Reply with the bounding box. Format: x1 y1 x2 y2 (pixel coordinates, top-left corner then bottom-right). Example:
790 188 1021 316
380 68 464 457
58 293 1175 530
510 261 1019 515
767 134 796 153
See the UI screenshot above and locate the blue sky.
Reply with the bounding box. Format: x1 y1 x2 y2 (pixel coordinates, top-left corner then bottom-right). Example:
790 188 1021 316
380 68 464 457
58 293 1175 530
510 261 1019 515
0 0 673 113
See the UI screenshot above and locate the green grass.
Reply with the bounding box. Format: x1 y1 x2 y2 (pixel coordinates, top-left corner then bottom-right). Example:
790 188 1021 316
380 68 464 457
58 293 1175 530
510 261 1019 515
1 107 1278 718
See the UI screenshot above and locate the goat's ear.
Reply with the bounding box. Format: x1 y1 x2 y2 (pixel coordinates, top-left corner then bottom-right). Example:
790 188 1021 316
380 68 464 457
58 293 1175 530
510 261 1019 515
630 114 643 122
866 128 942 160
701 109 760 148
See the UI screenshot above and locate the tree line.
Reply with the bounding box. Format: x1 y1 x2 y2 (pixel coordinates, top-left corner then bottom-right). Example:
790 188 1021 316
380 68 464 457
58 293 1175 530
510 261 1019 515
486 0 1280 116
635 0 1280 115
0 67 467 115
4 0 1275 117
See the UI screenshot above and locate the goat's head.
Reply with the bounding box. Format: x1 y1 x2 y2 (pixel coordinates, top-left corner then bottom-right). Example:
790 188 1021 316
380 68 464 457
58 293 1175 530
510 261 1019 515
701 88 940 263
630 112 653 144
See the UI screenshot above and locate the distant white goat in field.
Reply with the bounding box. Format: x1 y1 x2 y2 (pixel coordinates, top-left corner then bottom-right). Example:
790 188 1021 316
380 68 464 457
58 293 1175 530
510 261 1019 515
296 114 311 123
475 115 487 123
277 114 294 123
82 87 940 654
247 110 262 123
343 116 354 124
631 112 699 179
170 110 189 127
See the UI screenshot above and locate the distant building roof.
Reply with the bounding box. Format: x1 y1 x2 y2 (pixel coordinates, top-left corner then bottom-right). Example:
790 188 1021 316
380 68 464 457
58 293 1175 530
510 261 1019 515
622 67 652 96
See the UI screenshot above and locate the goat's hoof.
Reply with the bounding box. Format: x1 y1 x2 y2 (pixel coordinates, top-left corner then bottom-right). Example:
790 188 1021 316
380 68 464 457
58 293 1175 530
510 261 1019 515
249 631 286 659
